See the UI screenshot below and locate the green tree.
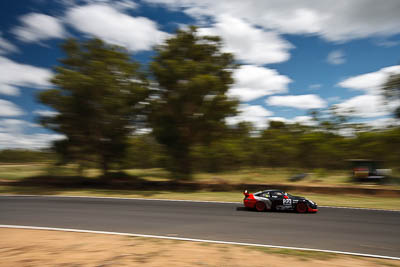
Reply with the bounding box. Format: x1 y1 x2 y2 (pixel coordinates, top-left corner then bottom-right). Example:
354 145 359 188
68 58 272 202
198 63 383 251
123 134 167 169
383 73 400 118
38 38 148 175
149 27 238 178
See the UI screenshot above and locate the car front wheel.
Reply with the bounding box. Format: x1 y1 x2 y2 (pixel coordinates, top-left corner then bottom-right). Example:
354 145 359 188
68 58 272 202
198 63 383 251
296 202 308 213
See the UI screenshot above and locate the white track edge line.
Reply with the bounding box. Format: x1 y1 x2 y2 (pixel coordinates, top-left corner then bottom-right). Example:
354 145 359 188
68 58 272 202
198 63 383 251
0 224 399 261
1 194 399 212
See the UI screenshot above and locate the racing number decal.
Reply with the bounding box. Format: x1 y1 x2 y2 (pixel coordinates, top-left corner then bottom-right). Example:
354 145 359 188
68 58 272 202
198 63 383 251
283 199 292 205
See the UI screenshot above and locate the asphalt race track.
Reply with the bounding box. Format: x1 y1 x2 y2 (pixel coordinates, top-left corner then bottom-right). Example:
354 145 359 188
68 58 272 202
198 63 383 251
1 196 399 258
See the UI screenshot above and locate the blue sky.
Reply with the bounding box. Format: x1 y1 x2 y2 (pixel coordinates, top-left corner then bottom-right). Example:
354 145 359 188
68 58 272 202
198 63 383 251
1 0 400 149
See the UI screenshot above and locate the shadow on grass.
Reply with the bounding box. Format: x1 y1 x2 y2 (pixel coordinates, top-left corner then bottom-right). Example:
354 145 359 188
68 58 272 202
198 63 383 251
1 171 208 195
2 169 400 197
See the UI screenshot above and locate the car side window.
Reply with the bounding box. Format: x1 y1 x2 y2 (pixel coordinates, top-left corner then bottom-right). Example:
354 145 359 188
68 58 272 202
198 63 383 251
271 191 283 198
263 192 270 198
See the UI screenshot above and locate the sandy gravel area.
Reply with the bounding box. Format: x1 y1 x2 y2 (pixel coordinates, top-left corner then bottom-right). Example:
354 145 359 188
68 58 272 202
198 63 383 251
1 228 398 267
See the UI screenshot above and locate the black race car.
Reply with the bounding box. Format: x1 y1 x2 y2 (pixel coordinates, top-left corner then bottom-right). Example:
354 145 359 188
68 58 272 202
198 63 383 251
243 189 318 213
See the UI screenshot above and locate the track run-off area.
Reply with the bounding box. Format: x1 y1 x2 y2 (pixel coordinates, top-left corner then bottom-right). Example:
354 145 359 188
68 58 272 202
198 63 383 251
1 195 399 260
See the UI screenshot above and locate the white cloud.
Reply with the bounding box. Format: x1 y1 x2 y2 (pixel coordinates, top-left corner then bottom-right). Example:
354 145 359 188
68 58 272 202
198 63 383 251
337 64 400 118
64 0 139 10
198 15 293 65
333 94 398 118
0 32 19 54
0 119 30 134
0 119 65 149
145 0 400 42
327 50 345 65
0 84 20 96
12 13 66 42
266 94 327 109
0 99 24 117
229 65 291 102
338 65 400 94
266 117 289 123
291 115 317 126
226 104 273 128
0 132 64 149
226 107 318 129
0 56 52 95
112 0 139 10
375 39 400 48
33 110 59 117
364 118 400 129
66 4 169 52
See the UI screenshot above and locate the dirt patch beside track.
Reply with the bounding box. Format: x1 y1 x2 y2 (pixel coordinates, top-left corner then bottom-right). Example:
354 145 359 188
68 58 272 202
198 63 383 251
1 228 398 266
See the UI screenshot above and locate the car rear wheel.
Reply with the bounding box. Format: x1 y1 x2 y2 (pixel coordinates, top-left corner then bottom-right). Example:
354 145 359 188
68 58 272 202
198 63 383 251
255 201 266 212
296 202 308 213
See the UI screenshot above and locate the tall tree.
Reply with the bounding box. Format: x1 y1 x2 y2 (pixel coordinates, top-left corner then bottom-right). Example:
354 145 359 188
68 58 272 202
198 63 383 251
383 73 400 118
150 27 238 178
38 38 148 175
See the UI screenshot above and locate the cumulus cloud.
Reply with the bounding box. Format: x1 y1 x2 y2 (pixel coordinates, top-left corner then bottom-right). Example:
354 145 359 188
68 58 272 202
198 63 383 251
145 0 400 42
266 94 327 109
364 117 400 129
108 0 138 10
0 84 20 96
0 56 52 96
33 110 59 117
0 119 31 133
226 106 318 129
333 94 398 118
226 104 273 128
291 115 317 126
338 65 400 94
66 4 169 52
336 65 400 118
198 15 293 65
0 99 25 117
0 32 19 55
0 119 64 149
229 65 291 102
327 50 345 65
12 13 66 42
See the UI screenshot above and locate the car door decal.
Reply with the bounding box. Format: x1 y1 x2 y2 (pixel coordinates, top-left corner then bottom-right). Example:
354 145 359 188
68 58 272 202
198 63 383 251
283 199 292 205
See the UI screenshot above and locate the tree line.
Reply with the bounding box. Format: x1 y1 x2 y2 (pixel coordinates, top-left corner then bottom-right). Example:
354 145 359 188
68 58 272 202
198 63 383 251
121 121 400 172
20 27 400 177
